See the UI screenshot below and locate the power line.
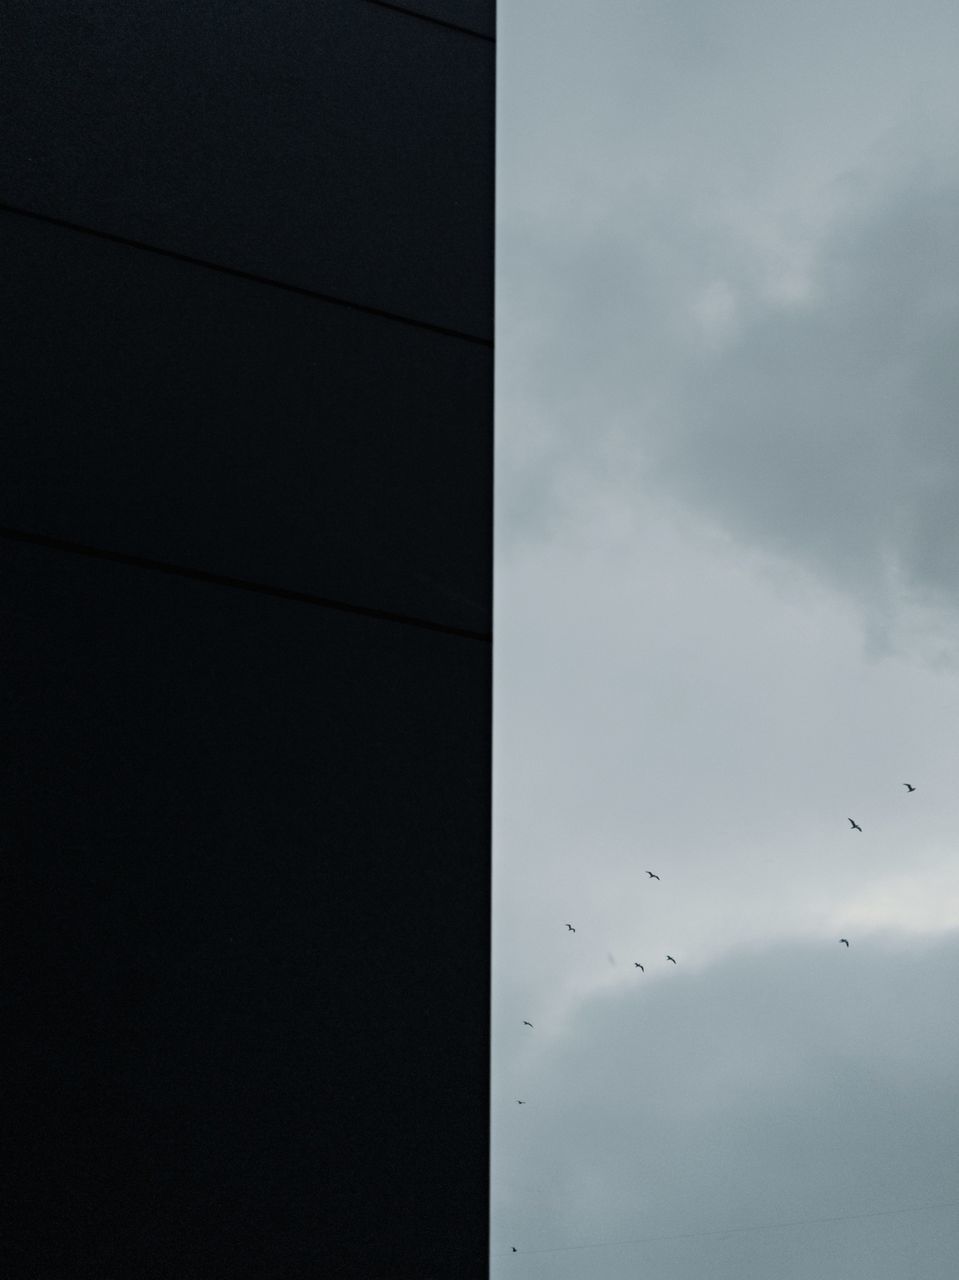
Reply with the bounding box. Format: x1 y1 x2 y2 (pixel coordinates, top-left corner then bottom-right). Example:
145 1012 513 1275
495 1196 959 1257
0 526 492 643
362 0 494 42
0 201 493 348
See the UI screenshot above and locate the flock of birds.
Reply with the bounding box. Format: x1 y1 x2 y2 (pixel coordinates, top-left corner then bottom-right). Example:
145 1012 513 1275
506 783 921 1250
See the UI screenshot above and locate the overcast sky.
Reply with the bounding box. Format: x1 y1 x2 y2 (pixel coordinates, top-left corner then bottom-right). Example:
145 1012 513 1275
491 3 959 1275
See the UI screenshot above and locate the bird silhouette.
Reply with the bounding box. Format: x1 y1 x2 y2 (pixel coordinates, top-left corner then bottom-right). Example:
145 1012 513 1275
565 922 576 932
848 818 862 832
666 955 677 964
840 938 849 947
517 1100 526 1104
634 962 644 971
512 1247 518 1252
903 783 916 792
646 871 660 880
523 1020 533 1028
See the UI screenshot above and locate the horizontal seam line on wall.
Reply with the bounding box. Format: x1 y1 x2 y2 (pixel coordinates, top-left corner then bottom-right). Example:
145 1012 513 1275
362 0 494 42
0 527 493 643
0 201 494 349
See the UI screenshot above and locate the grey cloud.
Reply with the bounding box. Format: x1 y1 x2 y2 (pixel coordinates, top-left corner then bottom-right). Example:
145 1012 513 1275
491 933 959 1278
493 8 959 1274
498 167 959 641
497 0 959 639
665 176 959 606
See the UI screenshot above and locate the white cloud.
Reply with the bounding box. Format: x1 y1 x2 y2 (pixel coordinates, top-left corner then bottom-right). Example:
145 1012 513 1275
690 280 741 348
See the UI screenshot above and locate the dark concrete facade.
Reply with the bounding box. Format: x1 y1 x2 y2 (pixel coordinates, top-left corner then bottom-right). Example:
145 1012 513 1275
2 3 493 1276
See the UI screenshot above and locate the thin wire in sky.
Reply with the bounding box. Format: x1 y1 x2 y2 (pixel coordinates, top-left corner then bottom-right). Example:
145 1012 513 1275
495 1196 959 1258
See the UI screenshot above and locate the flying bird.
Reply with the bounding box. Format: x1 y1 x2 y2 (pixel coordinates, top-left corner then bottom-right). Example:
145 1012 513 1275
848 818 862 832
903 783 916 792
516 1100 526 1104
512 1247 518 1252
839 938 849 947
523 1021 533 1028
564 922 576 932
646 871 660 880
634 963 644 971
666 955 677 964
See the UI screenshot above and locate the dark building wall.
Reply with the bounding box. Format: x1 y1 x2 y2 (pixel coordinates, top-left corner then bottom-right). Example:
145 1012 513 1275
2 4 493 1276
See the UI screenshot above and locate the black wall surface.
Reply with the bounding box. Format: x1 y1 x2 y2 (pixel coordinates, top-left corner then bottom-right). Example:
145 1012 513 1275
1 3 493 1276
